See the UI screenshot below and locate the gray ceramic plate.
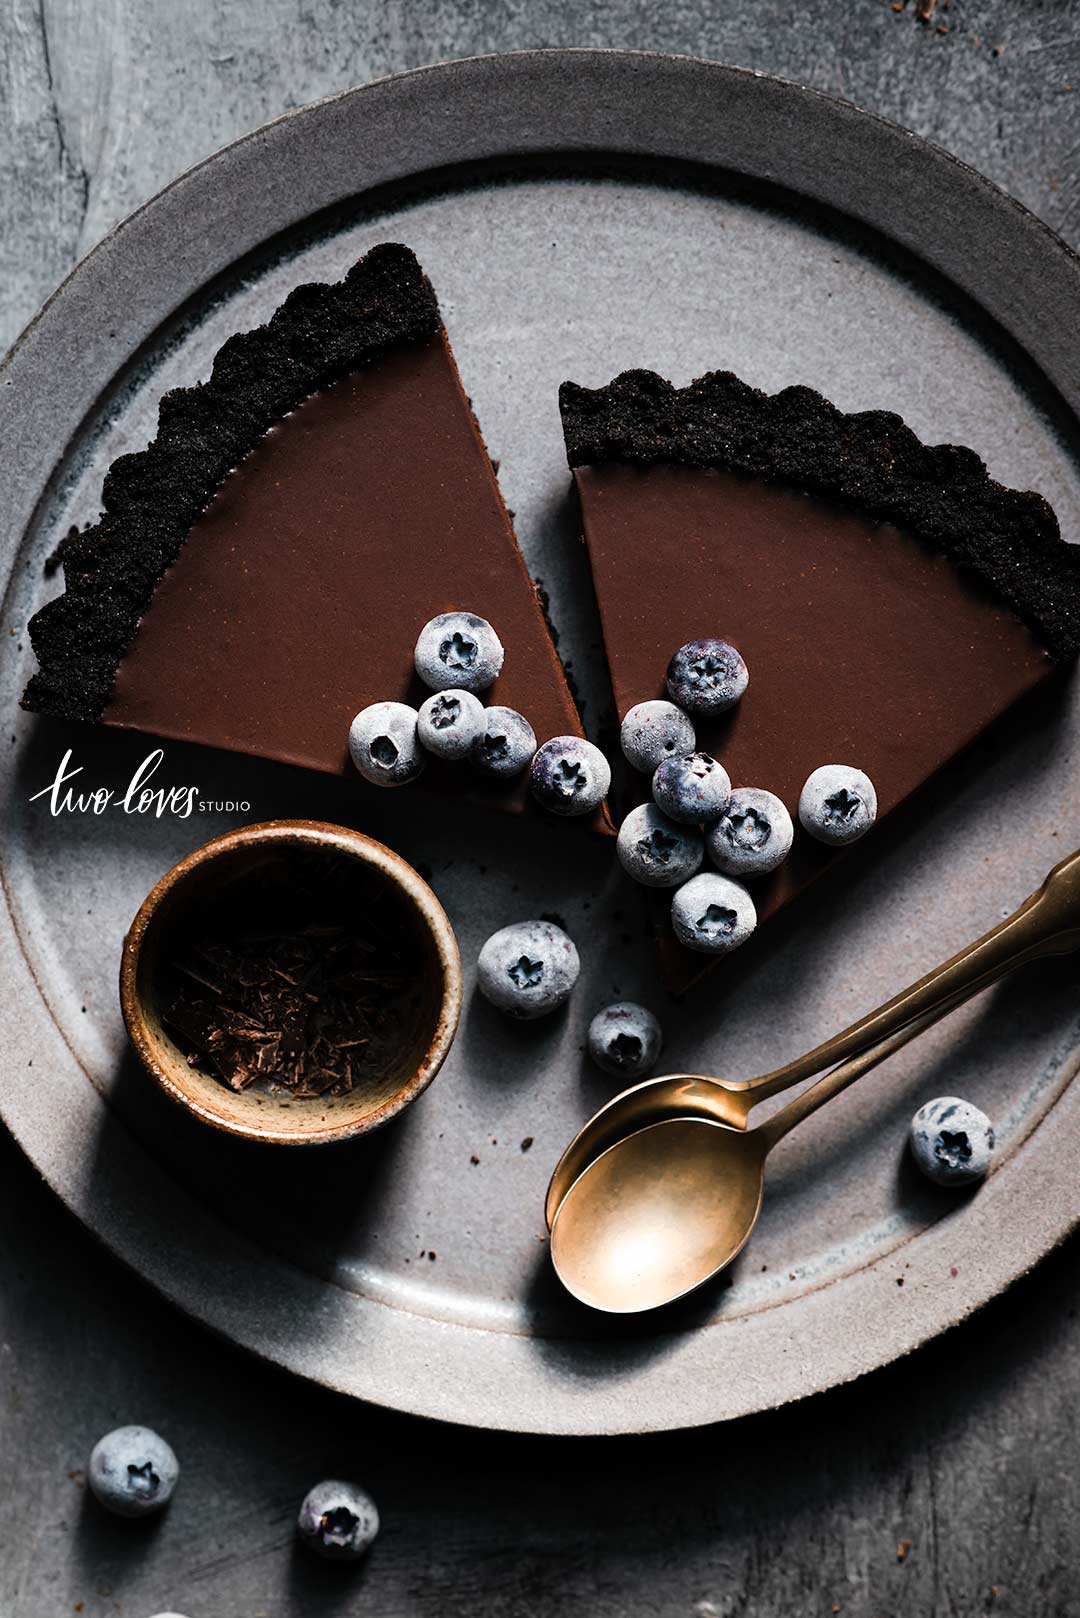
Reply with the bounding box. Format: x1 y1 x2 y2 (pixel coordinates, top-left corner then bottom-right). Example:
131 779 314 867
3 51 1080 1436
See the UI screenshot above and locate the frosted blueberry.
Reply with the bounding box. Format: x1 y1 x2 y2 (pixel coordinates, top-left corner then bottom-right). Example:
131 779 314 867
909 1097 995 1187
417 687 486 761
799 765 878 846
588 1002 664 1079
88 1426 179 1519
708 786 794 878
620 700 697 775
414 611 504 694
671 872 757 955
349 701 425 788
617 802 704 888
530 736 611 817
473 705 537 778
666 639 748 716
652 752 731 825
297 1479 380 1562
477 919 580 1019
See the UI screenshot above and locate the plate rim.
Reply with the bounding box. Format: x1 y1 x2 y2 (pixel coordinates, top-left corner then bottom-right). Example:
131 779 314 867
3 48 1080 1435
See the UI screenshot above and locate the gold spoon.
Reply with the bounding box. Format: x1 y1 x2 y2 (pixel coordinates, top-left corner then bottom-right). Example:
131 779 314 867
548 847 1080 1313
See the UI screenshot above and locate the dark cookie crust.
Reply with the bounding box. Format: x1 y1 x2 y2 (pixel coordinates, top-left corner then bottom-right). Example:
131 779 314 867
560 369 1080 660
23 243 441 720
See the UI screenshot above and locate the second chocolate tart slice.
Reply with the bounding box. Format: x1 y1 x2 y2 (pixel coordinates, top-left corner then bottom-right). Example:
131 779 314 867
24 243 589 820
560 367 1080 987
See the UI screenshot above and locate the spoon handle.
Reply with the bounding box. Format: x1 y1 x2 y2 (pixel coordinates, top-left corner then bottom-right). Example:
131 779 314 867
742 846 1080 1108
757 989 978 1148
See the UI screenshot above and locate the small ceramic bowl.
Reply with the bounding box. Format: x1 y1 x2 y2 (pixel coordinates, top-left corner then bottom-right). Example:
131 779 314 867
120 820 462 1145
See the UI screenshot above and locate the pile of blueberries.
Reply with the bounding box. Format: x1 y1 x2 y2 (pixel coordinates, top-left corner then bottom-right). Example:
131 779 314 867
616 637 878 954
348 608 610 817
348 621 998 1183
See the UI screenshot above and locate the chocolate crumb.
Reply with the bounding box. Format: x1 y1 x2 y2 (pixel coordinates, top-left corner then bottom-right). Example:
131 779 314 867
521 1136 534 1152
43 524 83 579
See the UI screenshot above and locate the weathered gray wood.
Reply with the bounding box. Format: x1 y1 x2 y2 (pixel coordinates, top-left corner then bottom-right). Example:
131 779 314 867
4 0 1080 360
3 3 1080 1614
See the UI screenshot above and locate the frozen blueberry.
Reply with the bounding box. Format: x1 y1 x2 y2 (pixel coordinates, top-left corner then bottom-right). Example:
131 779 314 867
620 700 697 775
666 639 748 716
707 786 794 878
670 872 757 955
798 764 877 846
616 802 704 888
909 1096 995 1187
417 688 486 761
652 752 731 825
414 611 504 694
473 705 537 778
88 1426 179 1519
477 919 580 1019
349 701 426 788
588 1002 664 1079
297 1479 380 1562
530 736 611 817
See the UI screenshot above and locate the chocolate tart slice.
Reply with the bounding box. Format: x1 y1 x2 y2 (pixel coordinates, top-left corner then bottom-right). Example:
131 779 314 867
560 368 1080 987
24 243 590 821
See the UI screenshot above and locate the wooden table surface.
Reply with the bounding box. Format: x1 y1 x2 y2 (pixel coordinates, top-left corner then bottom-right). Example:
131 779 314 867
3 3 1080 1613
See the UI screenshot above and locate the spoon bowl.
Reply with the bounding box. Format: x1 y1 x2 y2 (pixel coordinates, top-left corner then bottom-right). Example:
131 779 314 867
550 1119 766 1314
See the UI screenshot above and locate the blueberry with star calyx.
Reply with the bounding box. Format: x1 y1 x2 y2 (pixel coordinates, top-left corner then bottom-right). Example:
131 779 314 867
617 802 704 888
348 701 426 788
670 872 757 955
620 700 696 775
530 736 611 817
708 786 794 877
417 687 486 761
297 1479 380 1561
477 919 580 1018
88 1426 179 1519
473 705 537 778
799 764 877 845
666 639 748 716
414 611 504 694
588 1002 664 1079
909 1097 995 1187
652 751 731 825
